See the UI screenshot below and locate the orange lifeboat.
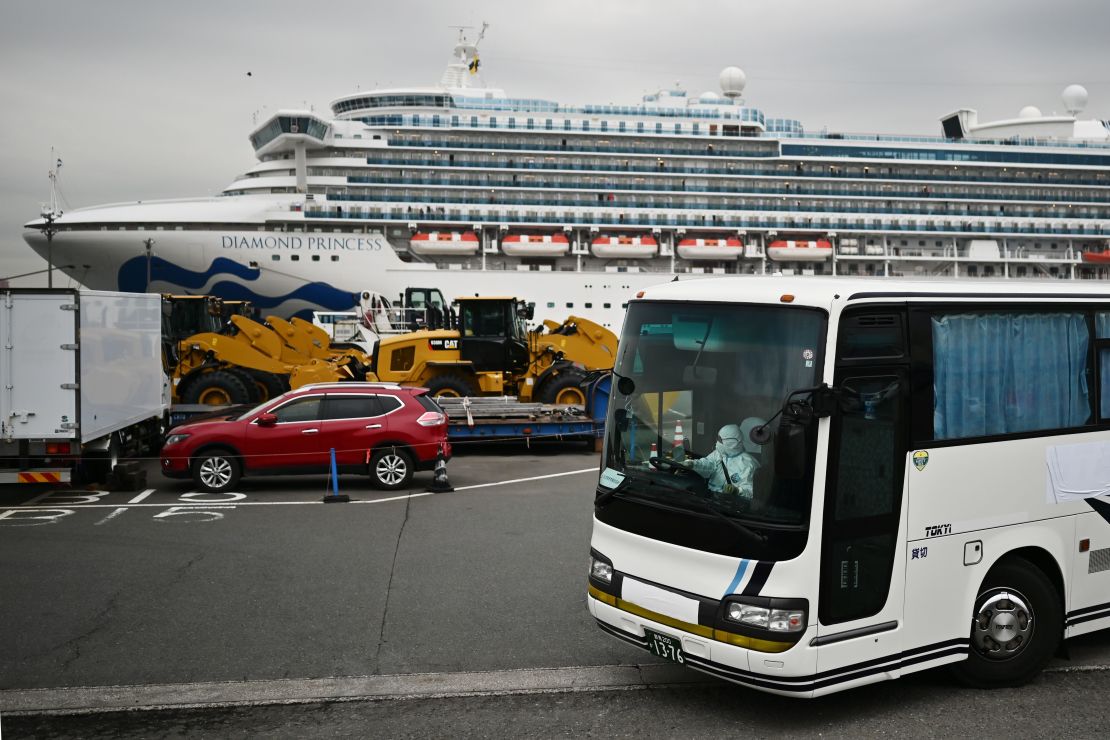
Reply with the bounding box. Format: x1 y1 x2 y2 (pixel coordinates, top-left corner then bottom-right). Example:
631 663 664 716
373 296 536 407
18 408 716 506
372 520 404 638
501 233 570 258
591 235 658 259
677 237 744 261
1081 249 1110 264
767 239 833 262
409 231 480 256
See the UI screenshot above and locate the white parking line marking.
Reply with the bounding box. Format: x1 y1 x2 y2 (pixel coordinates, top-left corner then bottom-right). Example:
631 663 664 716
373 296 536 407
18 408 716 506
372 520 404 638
93 508 129 526
128 489 155 504
0 468 600 513
22 491 59 506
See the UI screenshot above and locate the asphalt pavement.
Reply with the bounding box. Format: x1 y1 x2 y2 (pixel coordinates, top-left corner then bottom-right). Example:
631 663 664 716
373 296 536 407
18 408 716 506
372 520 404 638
2 442 1109 737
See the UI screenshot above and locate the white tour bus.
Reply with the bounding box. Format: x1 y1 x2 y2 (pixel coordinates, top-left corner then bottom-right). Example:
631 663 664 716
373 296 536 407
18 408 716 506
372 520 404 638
588 276 1110 698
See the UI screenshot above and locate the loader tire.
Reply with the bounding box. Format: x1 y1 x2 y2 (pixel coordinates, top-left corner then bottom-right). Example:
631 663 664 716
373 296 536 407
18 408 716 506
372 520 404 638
244 369 289 402
425 374 477 398
224 368 261 403
182 370 253 406
538 369 588 405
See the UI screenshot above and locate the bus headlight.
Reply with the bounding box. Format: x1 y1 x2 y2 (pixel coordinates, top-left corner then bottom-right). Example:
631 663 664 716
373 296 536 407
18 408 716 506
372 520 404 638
589 557 613 584
724 599 806 633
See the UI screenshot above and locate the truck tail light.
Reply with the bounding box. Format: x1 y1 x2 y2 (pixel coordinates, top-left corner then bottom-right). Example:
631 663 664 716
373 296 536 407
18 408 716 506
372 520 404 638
46 442 72 455
416 411 446 427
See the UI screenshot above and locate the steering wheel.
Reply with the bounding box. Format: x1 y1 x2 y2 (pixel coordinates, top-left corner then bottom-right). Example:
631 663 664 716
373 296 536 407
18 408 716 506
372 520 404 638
648 456 710 496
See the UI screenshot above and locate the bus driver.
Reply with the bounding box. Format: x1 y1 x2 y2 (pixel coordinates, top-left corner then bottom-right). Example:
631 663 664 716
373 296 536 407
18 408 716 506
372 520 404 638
677 422 761 499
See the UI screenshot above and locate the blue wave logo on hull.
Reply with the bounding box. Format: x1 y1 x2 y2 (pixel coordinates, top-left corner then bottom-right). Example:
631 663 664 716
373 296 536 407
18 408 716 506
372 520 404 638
118 256 359 318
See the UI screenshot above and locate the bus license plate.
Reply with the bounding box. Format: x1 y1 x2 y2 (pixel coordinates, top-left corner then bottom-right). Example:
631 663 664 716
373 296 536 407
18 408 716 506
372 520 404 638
646 630 685 664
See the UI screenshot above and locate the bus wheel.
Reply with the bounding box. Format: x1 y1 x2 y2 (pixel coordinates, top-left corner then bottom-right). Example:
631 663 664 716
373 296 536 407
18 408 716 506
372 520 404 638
952 557 1062 688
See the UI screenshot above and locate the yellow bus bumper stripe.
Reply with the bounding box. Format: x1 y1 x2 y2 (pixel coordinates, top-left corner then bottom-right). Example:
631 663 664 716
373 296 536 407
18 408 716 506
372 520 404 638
588 584 793 654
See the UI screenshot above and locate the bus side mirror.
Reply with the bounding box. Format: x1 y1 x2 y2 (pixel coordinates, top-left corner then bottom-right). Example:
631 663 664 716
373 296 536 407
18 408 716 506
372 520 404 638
774 417 808 480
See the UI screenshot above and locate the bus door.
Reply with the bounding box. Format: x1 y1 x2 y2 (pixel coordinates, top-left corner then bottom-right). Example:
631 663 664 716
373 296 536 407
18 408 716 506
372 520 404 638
815 310 911 679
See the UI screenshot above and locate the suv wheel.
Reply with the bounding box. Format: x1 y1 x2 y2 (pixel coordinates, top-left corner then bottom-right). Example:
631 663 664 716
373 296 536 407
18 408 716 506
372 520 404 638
369 448 414 490
192 450 241 493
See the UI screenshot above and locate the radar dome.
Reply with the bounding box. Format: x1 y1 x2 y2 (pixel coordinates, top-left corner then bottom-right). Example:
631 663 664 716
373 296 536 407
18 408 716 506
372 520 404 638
1062 84 1088 116
1018 105 1042 119
699 91 721 103
719 67 747 99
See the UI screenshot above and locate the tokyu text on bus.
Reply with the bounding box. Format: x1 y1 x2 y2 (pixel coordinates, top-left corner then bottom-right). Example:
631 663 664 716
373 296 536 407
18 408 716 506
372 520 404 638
588 277 1110 698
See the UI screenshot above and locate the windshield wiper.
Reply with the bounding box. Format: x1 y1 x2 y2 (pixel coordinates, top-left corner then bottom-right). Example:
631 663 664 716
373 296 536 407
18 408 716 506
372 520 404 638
595 473 634 507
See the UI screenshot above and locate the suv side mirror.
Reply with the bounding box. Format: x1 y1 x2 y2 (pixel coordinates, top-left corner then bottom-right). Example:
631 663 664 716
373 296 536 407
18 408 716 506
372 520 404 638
257 413 277 427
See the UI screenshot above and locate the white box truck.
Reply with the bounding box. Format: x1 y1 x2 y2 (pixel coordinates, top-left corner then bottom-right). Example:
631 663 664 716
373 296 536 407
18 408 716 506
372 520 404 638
1 289 168 485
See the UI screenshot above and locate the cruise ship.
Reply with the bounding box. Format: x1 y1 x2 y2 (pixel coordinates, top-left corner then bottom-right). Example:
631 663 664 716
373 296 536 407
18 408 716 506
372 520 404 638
23 26 1110 327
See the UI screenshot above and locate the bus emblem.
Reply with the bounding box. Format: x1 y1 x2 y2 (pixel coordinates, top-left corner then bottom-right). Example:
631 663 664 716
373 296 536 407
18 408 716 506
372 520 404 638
912 450 929 471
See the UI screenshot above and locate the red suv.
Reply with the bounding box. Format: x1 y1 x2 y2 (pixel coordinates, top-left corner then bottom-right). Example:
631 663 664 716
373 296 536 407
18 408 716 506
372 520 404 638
161 383 450 493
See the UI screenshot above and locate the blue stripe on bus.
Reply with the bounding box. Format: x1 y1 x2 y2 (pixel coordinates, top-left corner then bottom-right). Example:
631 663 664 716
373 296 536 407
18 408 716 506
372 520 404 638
724 559 750 596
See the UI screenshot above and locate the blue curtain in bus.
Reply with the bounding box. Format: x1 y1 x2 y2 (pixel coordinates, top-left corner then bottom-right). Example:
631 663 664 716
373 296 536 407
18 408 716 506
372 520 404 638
933 313 1090 440
1097 313 1110 419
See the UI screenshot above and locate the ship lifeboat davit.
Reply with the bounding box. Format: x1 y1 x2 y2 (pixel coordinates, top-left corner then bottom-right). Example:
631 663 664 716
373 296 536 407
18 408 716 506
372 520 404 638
767 239 833 262
501 233 570 258
591 235 658 259
677 237 744 261
409 231 480 256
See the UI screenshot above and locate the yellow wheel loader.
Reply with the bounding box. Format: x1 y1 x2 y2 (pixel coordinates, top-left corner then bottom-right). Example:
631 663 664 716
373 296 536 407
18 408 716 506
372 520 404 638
162 295 366 406
367 296 617 403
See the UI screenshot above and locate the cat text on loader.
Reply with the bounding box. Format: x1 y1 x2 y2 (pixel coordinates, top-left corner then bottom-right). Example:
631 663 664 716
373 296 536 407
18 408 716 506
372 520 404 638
368 296 617 404
162 295 368 406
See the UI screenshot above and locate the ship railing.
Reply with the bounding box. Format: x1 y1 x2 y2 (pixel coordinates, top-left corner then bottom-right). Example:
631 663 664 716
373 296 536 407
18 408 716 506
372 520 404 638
343 175 1110 205
319 193 1103 223
303 209 1108 238
361 155 1110 189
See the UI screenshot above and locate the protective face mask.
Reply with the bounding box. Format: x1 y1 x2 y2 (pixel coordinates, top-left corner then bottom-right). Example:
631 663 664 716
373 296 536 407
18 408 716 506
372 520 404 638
716 435 743 458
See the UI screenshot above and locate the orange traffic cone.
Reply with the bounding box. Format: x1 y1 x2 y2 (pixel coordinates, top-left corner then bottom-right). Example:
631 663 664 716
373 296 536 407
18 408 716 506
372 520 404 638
673 420 686 461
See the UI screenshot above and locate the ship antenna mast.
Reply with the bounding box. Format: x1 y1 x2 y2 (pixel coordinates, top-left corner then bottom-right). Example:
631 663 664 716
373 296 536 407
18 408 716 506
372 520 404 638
40 148 64 288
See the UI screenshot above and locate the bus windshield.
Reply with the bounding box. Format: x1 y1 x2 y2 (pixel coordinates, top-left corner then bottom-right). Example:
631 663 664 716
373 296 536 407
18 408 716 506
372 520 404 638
600 301 826 551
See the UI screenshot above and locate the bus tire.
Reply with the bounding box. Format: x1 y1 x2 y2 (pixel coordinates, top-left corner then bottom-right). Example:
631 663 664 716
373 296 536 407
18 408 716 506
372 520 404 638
425 374 476 398
951 557 1062 689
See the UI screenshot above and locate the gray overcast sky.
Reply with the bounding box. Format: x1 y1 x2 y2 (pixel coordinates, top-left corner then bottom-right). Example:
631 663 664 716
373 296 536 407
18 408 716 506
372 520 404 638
2 0 1107 285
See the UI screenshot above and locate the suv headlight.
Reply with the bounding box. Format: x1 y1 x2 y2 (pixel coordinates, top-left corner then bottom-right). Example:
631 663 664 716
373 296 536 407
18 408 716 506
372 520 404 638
164 433 191 446
724 598 806 633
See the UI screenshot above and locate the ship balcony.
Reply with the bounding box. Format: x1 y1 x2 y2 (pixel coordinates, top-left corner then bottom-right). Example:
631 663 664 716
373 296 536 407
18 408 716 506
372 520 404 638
346 172 1110 206
363 152 1110 189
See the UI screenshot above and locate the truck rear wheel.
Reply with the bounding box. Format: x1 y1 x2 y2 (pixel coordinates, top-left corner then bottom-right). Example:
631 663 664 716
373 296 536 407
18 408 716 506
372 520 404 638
538 370 588 405
425 374 476 398
182 371 252 406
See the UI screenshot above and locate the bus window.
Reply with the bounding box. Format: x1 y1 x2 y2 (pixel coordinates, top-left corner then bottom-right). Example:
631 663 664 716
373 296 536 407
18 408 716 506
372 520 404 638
932 311 1091 439
598 301 826 560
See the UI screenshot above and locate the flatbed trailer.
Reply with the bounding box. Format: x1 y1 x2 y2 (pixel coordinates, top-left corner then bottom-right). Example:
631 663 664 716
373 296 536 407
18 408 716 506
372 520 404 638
438 373 611 446
168 374 613 448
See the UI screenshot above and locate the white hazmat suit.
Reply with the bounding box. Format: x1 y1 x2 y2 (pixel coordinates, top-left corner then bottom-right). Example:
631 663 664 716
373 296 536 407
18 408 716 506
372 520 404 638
681 422 763 499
